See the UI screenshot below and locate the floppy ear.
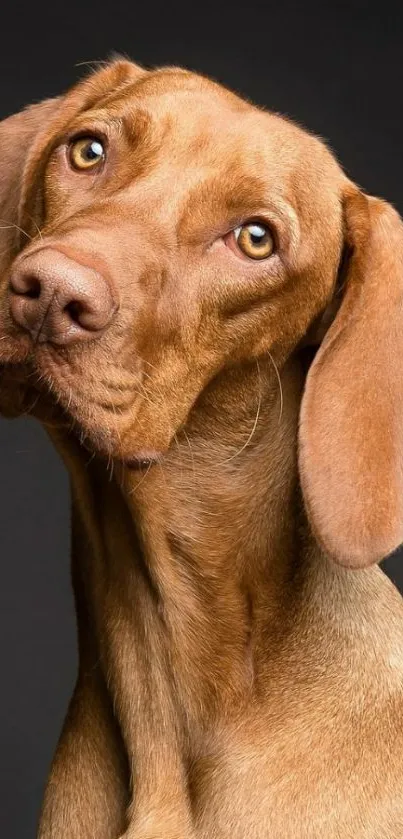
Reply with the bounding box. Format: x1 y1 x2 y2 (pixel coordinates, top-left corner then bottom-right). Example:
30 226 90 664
0 98 62 274
0 59 145 267
299 184 403 568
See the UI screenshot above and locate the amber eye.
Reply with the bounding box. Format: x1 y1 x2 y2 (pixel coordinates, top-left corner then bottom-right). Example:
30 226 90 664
68 137 105 171
233 221 274 260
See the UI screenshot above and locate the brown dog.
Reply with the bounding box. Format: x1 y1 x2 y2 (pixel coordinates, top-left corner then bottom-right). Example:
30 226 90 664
1 59 403 838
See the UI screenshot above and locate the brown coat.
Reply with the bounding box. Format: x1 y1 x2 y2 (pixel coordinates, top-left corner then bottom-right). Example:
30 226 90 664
0 59 403 838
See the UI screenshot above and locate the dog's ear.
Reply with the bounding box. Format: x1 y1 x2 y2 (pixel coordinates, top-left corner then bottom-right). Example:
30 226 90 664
299 184 403 568
0 98 62 274
0 59 145 271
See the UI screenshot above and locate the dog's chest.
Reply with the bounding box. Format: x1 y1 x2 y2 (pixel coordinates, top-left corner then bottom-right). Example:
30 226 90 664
186 693 403 839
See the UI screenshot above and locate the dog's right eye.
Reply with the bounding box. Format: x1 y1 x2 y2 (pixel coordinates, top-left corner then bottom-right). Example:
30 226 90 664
233 222 274 260
68 137 105 171
223 220 275 261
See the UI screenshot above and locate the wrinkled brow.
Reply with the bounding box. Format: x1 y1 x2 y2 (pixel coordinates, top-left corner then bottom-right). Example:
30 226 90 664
177 171 272 243
119 109 157 145
67 106 166 184
73 105 155 145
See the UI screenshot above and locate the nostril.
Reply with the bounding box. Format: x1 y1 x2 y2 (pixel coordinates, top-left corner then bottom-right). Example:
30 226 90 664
63 298 103 331
10 273 42 299
9 250 117 343
64 299 85 325
63 297 114 332
23 277 41 299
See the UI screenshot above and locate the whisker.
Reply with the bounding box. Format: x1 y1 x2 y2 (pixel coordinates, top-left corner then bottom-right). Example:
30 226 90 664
0 219 33 241
182 428 197 487
141 360 206 508
25 391 41 414
75 58 110 69
85 449 96 468
27 215 43 243
267 350 283 424
128 461 154 494
220 358 262 465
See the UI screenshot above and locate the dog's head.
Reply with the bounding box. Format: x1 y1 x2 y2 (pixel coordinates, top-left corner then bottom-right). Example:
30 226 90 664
0 59 402 569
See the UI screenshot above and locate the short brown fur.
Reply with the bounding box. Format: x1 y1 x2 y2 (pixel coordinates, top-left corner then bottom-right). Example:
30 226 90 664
1 60 403 838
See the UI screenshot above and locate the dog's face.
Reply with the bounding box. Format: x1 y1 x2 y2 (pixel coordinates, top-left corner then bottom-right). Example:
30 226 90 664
1 60 403 569
0 61 342 456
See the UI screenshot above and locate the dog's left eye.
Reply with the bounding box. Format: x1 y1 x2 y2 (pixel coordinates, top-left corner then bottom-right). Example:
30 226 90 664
232 222 274 260
68 137 105 171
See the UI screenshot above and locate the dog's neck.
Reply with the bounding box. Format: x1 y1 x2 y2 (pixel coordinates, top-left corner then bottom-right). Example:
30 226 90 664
49 354 355 731
63 355 304 574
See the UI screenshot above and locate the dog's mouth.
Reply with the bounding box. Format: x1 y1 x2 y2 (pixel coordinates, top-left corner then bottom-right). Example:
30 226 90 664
0 327 48 418
123 453 164 471
0 333 170 470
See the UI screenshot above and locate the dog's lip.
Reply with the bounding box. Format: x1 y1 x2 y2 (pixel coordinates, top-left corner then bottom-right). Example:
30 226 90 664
122 451 164 471
75 431 164 471
0 332 33 365
0 345 164 470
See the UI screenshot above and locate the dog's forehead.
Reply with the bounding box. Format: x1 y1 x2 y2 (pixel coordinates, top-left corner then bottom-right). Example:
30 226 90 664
71 67 343 231
88 68 329 179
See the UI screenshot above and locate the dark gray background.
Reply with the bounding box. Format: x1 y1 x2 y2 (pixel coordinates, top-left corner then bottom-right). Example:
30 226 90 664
1 1 403 836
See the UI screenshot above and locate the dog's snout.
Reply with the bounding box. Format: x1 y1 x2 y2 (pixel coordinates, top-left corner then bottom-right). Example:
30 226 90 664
9 249 117 345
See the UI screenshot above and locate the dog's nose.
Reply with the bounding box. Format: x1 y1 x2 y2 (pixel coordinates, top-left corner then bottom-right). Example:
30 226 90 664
9 249 117 345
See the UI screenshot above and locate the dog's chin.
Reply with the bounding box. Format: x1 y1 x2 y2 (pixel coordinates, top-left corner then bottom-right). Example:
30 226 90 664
1 340 170 469
39 379 167 471
71 416 164 469
70 418 165 473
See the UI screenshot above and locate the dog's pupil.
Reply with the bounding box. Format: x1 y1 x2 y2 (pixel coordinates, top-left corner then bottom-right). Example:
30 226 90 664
249 225 266 246
84 141 102 160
